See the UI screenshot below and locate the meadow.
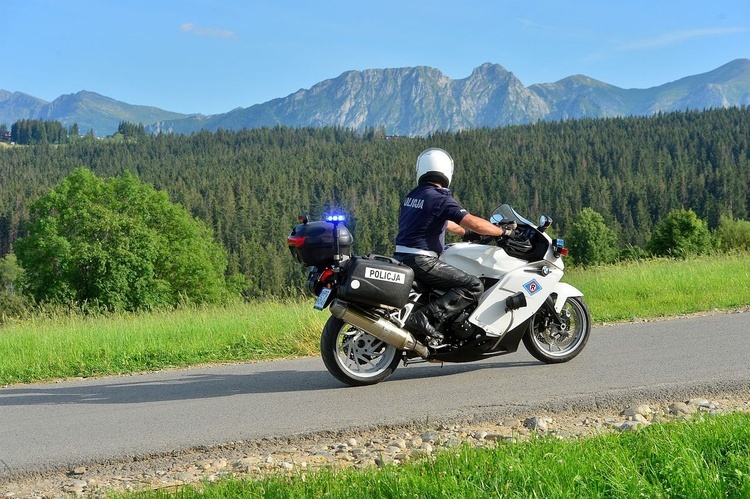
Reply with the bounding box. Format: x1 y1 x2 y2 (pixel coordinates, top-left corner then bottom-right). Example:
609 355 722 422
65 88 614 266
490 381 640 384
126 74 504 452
2 254 749 497
2 253 749 386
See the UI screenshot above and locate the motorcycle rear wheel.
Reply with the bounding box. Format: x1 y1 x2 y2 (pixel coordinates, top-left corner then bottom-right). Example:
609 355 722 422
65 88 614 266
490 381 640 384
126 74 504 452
523 296 591 364
320 316 401 386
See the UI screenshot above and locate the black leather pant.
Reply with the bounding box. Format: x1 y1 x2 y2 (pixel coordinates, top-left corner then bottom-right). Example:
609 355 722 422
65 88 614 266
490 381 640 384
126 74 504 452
394 254 484 325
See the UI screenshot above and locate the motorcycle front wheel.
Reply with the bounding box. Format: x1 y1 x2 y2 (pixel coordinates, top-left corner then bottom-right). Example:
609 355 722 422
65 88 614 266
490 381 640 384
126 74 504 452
523 296 591 364
320 316 402 386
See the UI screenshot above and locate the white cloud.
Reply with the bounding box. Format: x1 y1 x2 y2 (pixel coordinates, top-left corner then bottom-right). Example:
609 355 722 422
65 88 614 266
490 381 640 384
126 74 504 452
620 27 748 51
583 26 748 63
181 22 237 40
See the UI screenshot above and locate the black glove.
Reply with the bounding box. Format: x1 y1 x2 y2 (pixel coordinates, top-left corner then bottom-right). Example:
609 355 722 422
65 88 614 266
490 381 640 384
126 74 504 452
462 229 483 242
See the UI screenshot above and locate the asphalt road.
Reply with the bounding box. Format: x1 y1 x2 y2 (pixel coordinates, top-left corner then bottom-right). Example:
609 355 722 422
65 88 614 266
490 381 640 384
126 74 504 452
1 312 749 477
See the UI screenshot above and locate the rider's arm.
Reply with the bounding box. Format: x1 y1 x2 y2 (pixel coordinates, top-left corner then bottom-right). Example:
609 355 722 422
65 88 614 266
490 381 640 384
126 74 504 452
446 221 465 236
460 214 507 237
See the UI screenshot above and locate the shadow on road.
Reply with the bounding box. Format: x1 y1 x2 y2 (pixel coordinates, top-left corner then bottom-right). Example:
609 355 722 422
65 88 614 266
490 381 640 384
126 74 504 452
0 358 538 406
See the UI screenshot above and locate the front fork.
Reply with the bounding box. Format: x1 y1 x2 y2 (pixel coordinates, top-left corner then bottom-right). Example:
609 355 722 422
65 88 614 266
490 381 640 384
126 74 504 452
537 295 570 338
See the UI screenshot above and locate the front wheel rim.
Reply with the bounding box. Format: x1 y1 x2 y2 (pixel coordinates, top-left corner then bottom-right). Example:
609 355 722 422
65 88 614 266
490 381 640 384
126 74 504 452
530 299 588 358
334 324 398 379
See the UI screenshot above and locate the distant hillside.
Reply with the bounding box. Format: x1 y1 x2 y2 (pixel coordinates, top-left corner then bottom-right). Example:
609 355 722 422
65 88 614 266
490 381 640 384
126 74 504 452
150 59 750 136
2 107 749 296
530 58 750 120
3 59 749 136
0 90 47 123
148 64 551 136
0 90 189 137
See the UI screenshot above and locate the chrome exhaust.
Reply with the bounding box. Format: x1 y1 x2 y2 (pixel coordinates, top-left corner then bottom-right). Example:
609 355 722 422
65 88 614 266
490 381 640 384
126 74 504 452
329 300 430 358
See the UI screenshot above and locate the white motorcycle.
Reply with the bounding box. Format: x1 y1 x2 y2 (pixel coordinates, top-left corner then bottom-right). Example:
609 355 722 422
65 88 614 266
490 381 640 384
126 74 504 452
288 204 591 386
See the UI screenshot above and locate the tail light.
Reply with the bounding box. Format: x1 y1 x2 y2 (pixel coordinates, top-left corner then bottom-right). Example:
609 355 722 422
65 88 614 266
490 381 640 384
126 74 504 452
288 214 309 247
319 268 335 286
287 235 305 247
287 214 309 250
306 267 336 296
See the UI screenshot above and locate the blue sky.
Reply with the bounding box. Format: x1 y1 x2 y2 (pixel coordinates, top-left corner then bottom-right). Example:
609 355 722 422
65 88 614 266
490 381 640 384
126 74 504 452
3 1 748 115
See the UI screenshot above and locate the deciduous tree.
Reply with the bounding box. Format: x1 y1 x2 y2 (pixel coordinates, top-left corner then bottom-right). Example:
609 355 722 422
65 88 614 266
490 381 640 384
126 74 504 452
15 168 230 309
567 207 619 266
647 209 713 258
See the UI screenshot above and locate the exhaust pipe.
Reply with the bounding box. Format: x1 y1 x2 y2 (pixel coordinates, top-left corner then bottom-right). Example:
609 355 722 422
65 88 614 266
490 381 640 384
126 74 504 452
330 300 430 358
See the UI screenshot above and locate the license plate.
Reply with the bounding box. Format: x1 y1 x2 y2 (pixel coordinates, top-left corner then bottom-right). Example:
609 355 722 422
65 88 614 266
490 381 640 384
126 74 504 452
314 288 332 310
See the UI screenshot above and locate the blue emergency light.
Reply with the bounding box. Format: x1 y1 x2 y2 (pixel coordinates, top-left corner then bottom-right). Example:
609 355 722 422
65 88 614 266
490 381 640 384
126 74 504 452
325 214 347 223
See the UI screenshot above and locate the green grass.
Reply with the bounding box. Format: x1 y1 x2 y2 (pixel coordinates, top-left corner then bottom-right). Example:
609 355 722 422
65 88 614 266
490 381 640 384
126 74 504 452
1 253 749 385
0 300 324 385
565 253 750 322
3 253 750 497
125 412 750 498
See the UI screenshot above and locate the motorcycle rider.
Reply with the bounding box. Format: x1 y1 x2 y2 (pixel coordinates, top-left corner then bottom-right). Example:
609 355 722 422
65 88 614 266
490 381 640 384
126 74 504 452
394 148 515 342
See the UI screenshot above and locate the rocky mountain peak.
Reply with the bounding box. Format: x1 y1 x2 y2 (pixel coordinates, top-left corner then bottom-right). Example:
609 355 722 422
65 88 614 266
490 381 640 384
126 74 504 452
3 59 749 136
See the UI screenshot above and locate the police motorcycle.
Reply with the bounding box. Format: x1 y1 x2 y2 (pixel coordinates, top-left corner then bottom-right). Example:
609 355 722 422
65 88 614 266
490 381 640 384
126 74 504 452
288 206 591 386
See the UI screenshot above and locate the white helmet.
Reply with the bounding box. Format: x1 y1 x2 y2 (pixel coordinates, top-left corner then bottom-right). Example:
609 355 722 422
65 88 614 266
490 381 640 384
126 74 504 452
416 148 454 187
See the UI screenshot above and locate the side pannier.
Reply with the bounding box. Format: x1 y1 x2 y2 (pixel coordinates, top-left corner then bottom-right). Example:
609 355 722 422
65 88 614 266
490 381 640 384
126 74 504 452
338 254 414 309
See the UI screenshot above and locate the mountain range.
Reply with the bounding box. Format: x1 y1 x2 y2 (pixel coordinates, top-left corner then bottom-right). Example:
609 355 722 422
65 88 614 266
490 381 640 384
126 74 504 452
2 59 749 137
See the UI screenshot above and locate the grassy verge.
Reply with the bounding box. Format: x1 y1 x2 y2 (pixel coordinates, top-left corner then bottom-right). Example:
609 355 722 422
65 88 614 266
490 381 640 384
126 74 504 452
3 254 750 498
125 412 750 498
566 253 750 323
0 300 324 385
1 253 749 385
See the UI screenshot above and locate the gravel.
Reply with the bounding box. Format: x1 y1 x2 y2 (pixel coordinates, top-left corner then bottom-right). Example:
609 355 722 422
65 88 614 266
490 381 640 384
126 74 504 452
3 390 749 498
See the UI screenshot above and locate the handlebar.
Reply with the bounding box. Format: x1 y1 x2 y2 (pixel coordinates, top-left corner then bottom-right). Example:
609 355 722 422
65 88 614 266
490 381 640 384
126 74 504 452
462 218 529 246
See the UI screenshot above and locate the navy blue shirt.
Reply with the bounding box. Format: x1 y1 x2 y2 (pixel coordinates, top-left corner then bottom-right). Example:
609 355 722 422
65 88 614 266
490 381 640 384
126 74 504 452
396 182 469 255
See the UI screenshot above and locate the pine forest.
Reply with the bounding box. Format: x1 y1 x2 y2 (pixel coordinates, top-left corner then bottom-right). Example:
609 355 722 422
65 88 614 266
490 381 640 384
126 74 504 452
1 107 749 298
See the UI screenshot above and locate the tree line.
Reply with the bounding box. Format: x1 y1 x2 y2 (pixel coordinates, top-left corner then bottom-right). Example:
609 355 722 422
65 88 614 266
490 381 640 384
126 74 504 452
1 107 749 300
9 119 84 145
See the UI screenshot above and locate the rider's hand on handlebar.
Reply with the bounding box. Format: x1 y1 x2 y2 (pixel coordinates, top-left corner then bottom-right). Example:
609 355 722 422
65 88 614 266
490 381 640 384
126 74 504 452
498 220 517 238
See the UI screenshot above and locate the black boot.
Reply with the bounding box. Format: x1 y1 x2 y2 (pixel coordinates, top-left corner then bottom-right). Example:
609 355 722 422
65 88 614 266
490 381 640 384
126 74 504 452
405 309 444 341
